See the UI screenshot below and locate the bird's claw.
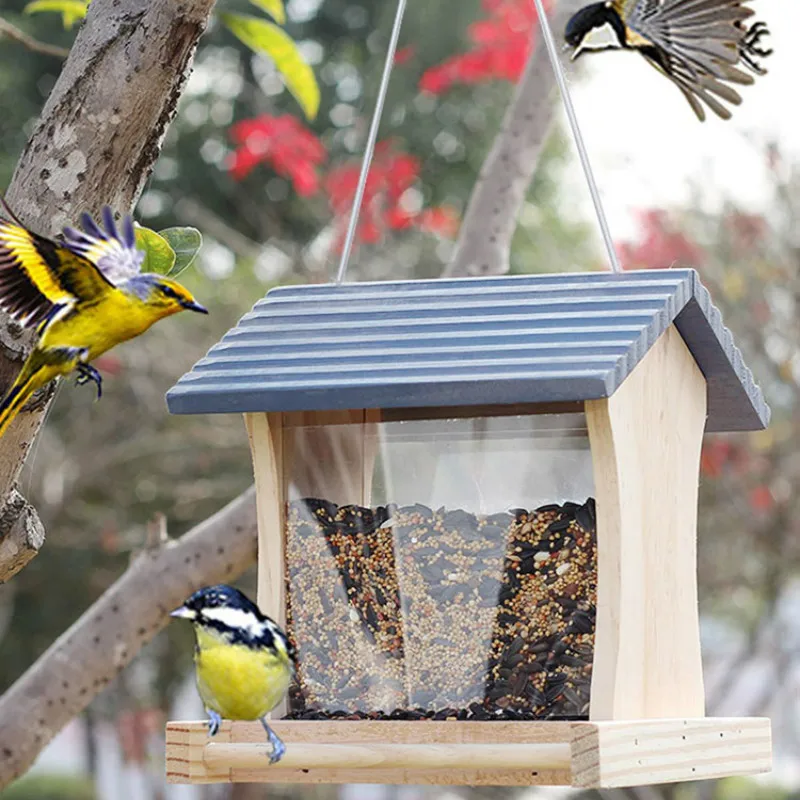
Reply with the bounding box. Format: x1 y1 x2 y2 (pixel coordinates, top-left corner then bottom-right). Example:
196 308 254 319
260 718 286 765
206 710 223 737
75 363 103 400
741 21 772 74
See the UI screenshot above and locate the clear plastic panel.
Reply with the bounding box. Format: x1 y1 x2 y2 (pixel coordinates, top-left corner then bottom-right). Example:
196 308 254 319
284 411 596 720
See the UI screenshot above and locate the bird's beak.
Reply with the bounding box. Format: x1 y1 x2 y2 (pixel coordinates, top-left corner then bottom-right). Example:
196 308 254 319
181 299 208 314
170 605 196 620
570 44 583 61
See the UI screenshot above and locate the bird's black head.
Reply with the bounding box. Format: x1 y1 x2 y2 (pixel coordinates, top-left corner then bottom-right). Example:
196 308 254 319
171 584 263 622
565 2 626 59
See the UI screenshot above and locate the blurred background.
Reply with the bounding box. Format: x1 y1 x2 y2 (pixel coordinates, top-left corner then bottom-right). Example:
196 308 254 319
0 0 798 798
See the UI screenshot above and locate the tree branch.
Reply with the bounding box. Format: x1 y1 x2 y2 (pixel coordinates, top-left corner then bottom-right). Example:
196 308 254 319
0 486 257 789
443 0 584 277
0 16 70 59
0 0 218 580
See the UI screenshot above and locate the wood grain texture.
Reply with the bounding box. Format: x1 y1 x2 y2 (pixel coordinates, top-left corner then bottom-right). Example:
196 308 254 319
166 718 771 787
586 325 707 720
166 720 573 785
204 742 572 771
0 487 46 582
571 718 772 787
244 412 288 719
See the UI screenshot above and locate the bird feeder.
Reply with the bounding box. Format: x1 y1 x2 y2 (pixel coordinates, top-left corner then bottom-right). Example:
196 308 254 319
164 270 772 787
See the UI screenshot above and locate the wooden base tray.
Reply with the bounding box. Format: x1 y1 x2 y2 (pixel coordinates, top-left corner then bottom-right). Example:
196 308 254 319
166 718 772 787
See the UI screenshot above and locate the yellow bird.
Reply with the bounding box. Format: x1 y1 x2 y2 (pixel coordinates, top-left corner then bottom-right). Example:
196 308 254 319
0 205 207 438
170 584 294 764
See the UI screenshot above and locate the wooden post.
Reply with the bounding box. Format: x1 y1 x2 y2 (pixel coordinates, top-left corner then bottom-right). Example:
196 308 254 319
585 324 707 720
244 411 287 718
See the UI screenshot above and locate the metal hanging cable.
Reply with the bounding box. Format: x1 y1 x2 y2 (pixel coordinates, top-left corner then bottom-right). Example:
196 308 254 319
335 0 408 284
531 0 622 273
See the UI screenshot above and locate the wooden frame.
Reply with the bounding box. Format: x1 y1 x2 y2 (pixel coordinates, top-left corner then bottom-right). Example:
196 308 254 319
585 326 707 720
166 718 771 786
168 323 771 787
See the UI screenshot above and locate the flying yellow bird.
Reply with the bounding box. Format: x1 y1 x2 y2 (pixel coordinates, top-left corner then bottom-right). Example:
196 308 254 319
0 205 207 438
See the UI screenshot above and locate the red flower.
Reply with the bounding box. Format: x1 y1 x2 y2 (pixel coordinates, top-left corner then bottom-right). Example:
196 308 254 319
749 485 773 513
394 45 416 66
617 209 704 270
418 205 460 237
324 140 460 250
227 114 326 195
325 141 421 249
419 0 550 93
725 211 767 251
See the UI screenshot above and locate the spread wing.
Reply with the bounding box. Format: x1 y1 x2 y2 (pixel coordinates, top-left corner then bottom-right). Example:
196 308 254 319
62 206 144 285
616 0 759 120
0 218 115 329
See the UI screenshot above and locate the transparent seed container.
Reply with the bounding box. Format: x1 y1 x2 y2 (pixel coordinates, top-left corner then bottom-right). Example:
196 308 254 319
281 409 596 721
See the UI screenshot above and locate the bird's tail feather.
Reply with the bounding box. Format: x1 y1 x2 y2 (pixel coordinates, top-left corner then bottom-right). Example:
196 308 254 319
0 367 45 439
0 347 84 438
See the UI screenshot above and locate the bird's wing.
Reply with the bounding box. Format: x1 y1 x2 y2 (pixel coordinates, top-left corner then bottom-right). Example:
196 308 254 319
62 206 144 285
0 219 115 328
623 0 755 77
638 41 744 120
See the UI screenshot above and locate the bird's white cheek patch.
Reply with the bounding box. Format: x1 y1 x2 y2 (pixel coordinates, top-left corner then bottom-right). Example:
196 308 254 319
579 22 622 53
202 607 265 636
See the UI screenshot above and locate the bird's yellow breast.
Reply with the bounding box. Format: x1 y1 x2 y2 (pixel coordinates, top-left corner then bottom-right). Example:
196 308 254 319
193 628 292 721
38 291 171 361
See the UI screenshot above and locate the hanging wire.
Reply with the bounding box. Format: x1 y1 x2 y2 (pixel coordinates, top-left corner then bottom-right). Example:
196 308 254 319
335 0 408 284
530 0 622 273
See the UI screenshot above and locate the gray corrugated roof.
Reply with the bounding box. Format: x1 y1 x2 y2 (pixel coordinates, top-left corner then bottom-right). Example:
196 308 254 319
166 269 769 432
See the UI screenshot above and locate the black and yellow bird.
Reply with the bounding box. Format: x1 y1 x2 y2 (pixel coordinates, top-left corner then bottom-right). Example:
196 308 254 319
0 206 207 438
171 585 294 764
564 0 772 121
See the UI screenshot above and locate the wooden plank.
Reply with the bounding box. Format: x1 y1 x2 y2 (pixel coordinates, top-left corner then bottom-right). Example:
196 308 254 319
166 722 231 784
166 717 771 787
571 718 772 787
166 720 573 786
243 411 287 718
585 325 707 720
205 742 572 771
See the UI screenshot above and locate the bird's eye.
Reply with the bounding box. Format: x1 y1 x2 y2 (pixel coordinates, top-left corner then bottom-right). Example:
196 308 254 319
160 285 178 300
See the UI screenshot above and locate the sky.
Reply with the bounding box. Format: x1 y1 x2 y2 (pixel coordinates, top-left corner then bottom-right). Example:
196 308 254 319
558 0 794 244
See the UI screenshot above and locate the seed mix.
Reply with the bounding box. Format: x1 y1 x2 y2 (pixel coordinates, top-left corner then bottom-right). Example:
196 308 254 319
285 497 596 720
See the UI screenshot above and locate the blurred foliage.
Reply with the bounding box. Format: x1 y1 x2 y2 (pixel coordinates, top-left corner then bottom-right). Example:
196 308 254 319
0 772 96 800
618 145 800 633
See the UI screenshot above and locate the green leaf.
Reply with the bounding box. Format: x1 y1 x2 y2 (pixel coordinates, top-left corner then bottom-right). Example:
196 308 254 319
134 227 176 276
220 12 320 120
158 227 202 277
24 0 88 29
248 0 285 24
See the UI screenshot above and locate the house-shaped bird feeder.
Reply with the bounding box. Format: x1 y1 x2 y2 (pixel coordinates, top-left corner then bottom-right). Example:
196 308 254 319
164 269 772 787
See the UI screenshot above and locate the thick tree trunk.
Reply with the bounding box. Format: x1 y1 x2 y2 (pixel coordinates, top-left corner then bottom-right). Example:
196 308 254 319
0 487 257 789
0 0 217 580
443 0 584 278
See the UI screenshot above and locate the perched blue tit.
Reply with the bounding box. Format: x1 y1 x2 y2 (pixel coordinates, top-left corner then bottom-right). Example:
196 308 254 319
170 584 294 764
564 0 772 121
